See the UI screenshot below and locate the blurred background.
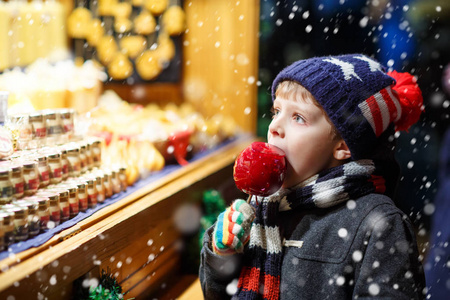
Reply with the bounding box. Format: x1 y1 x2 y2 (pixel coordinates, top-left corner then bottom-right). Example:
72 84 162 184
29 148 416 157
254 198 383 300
257 0 449 235
0 0 448 298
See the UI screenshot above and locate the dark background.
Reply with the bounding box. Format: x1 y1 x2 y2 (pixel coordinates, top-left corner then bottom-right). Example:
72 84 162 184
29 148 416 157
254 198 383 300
256 0 450 232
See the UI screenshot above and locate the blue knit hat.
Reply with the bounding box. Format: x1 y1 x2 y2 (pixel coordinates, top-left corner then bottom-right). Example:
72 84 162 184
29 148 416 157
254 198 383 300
271 54 423 160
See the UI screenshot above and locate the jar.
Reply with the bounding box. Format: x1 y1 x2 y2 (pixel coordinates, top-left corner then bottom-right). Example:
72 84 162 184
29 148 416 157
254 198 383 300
9 114 32 150
60 109 75 137
85 178 97 208
43 111 63 138
93 173 105 204
36 155 50 187
0 211 14 247
79 143 88 174
76 182 88 212
22 161 39 196
61 185 79 218
60 148 69 180
3 204 29 242
29 112 46 140
10 164 24 199
0 217 4 251
15 200 40 237
119 167 127 192
0 168 13 204
110 169 121 194
32 196 50 231
52 189 70 222
90 139 102 168
44 192 60 227
85 142 94 170
47 152 62 184
103 171 113 198
66 145 81 177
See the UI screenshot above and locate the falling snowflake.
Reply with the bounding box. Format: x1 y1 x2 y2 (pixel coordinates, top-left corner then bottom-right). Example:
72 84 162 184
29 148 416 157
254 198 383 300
346 200 356 210
352 250 363 262
338 228 348 238
226 279 239 295
368 283 380 295
359 17 369 28
336 276 345 286
49 275 57 285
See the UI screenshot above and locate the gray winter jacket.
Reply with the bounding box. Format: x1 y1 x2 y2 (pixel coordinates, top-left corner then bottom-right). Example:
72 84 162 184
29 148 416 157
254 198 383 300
199 193 426 299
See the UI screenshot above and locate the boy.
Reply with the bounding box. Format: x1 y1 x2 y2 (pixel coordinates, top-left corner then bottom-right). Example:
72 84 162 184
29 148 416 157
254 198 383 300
199 54 426 299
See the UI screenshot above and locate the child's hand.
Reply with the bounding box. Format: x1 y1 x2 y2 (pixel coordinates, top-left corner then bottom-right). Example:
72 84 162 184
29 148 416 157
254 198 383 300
212 199 255 255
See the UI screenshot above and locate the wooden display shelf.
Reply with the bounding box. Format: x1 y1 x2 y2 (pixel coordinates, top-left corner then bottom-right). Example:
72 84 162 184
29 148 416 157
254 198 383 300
0 135 255 299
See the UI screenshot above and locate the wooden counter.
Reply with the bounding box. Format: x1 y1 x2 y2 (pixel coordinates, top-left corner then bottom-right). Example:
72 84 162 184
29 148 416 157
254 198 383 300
0 136 254 299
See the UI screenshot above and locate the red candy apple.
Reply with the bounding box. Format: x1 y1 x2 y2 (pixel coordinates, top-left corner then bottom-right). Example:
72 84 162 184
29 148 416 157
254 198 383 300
233 142 286 199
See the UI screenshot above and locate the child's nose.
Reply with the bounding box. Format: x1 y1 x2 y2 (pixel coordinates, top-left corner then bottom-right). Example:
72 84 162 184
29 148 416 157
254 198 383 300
269 119 284 138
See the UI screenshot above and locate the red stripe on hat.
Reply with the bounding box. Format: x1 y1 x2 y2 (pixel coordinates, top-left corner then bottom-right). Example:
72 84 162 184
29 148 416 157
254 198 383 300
238 266 261 292
263 273 281 300
380 88 398 125
366 95 384 137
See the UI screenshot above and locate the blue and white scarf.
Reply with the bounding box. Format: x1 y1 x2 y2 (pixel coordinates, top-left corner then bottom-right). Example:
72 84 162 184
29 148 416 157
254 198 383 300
234 160 386 300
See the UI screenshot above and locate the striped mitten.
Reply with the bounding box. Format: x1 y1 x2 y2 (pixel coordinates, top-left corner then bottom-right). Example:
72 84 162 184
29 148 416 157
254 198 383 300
212 199 255 255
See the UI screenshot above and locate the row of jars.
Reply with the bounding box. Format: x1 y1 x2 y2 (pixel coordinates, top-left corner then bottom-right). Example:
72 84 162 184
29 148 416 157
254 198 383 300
7 108 76 150
0 165 127 251
0 138 103 203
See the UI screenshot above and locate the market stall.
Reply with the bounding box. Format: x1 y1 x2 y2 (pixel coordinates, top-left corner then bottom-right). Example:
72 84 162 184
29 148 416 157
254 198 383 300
0 0 260 298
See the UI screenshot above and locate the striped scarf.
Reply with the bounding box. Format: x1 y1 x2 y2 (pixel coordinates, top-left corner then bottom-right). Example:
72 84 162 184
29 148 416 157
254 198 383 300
233 160 386 300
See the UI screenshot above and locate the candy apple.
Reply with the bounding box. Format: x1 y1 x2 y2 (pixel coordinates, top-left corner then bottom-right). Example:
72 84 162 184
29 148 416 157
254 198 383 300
233 142 286 199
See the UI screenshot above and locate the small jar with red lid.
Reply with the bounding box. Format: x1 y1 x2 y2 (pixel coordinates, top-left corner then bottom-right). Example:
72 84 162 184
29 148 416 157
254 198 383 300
15 199 40 237
60 148 70 180
10 163 24 199
29 196 50 231
3 204 29 242
36 155 50 188
0 168 13 205
36 192 60 227
47 152 62 184
83 177 97 209
90 139 102 168
0 210 14 247
66 144 81 177
59 184 79 218
22 160 39 196
76 182 88 212
47 189 70 222
79 142 88 174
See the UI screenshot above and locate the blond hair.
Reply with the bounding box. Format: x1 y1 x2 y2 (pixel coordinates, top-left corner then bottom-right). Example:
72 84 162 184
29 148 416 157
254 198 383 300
275 81 340 140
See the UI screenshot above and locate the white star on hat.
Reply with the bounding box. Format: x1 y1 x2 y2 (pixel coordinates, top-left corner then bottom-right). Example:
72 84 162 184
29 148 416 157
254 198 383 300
354 55 383 73
323 57 362 81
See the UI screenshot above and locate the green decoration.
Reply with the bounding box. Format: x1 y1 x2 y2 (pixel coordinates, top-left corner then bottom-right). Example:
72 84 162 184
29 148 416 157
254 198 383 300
88 268 134 300
199 189 226 249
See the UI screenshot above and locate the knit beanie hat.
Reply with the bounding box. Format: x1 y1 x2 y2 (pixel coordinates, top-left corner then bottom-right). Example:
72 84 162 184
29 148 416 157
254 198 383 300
271 54 423 160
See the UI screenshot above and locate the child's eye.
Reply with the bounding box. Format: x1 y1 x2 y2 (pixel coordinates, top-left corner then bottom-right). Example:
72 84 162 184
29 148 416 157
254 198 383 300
270 107 280 118
294 114 306 124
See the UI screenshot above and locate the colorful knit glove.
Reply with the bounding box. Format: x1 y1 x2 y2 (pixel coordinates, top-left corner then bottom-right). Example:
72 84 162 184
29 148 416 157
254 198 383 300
212 199 255 255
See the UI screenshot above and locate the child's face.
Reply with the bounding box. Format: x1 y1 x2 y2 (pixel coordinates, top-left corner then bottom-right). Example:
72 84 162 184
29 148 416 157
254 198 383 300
268 96 343 188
